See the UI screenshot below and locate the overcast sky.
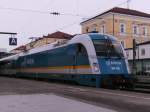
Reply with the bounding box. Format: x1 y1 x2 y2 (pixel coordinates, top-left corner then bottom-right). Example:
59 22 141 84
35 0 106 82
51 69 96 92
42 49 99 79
0 0 150 51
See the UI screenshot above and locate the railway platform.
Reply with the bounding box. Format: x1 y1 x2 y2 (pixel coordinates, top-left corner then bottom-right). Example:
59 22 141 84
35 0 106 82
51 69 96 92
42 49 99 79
0 77 149 112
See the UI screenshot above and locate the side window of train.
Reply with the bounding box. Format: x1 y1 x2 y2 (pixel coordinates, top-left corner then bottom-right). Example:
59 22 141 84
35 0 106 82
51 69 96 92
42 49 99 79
67 44 76 55
77 44 88 56
67 44 88 56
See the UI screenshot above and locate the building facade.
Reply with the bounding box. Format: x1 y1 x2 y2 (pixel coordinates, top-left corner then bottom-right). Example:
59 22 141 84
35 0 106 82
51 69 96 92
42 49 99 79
125 41 150 82
10 31 73 53
81 7 150 48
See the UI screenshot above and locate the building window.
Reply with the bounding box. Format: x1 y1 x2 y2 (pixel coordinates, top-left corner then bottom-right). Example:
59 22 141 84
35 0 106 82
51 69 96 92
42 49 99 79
142 26 147 36
86 27 89 33
92 24 97 32
120 23 126 34
100 25 105 34
92 27 97 31
126 51 129 57
141 48 145 56
133 25 139 36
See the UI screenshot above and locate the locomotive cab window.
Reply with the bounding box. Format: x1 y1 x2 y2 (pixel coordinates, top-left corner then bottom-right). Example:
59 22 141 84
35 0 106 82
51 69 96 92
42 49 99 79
92 39 124 58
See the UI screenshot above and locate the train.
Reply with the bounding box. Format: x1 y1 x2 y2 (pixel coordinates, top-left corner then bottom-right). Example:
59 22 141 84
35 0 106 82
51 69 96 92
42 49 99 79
0 33 133 88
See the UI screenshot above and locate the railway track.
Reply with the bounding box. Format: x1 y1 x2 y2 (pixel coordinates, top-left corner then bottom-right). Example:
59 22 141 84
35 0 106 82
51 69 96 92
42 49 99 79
0 76 149 112
38 77 150 94
1 74 150 94
133 82 150 93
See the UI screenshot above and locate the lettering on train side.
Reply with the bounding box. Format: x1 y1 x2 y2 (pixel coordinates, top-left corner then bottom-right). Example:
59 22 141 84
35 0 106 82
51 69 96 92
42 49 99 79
21 58 34 66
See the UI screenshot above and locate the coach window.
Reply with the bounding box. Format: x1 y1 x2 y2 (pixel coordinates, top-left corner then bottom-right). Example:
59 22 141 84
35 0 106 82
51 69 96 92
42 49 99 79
67 45 76 55
77 44 88 56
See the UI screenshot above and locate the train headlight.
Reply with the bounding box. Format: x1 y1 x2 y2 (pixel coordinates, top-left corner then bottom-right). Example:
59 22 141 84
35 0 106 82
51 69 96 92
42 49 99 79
93 63 99 72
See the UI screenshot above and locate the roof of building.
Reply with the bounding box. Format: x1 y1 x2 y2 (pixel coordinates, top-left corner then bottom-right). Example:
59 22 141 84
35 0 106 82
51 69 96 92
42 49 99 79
10 31 73 52
46 31 73 39
81 7 150 24
125 40 150 50
10 45 26 51
137 40 150 46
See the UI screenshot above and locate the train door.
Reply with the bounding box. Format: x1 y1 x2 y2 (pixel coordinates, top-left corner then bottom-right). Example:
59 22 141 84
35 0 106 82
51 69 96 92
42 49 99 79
76 44 90 74
67 44 89 74
67 44 77 74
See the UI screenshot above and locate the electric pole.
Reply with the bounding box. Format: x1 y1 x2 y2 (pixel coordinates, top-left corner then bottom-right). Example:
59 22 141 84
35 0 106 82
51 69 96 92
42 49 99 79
132 38 137 75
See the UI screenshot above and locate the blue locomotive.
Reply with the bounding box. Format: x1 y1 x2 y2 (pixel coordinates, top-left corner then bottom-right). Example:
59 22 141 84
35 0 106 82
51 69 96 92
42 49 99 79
0 33 133 88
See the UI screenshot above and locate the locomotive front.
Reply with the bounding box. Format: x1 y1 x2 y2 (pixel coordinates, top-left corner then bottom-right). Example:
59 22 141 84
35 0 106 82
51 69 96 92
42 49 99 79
88 33 132 88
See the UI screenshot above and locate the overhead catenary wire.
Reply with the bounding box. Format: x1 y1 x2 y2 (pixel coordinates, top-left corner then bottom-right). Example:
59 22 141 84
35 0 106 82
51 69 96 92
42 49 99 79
0 6 87 17
0 6 87 31
88 0 131 16
57 20 81 31
0 5 85 35
0 6 49 14
116 0 130 7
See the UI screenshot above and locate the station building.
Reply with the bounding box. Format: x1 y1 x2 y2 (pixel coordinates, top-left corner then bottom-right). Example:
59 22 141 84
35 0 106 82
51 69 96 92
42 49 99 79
126 41 150 74
125 41 150 83
81 7 150 48
25 31 73 50
10 45 27 54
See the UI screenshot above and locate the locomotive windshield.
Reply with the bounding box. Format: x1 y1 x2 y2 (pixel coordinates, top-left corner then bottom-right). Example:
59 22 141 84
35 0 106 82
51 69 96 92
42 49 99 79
93 39 124 58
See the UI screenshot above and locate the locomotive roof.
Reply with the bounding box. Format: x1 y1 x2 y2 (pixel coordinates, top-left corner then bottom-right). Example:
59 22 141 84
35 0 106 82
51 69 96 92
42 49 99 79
0 33 117 62
87 33 117 41
0 54 19 63
25 33 117 56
